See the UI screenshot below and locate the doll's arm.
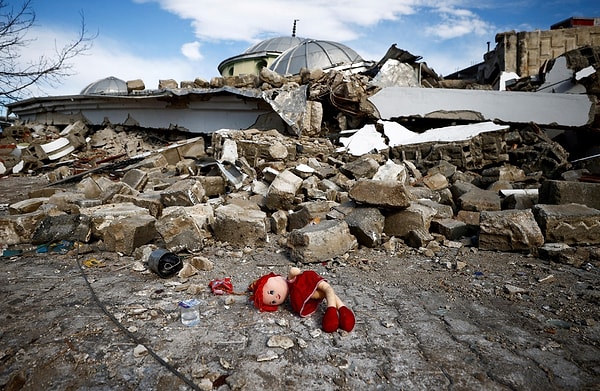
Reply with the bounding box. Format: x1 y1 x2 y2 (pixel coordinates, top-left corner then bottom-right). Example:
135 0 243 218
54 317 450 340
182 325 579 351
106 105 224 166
288 266 302 279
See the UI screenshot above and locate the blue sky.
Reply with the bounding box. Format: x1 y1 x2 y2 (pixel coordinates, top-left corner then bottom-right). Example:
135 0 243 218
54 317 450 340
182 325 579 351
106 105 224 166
16 0 600 97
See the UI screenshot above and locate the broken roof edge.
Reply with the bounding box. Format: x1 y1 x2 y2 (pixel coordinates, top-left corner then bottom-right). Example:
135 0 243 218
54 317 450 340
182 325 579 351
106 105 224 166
368 87 597 128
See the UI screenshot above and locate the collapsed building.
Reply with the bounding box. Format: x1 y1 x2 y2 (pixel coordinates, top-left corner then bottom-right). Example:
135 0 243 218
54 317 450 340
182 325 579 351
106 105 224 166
1 19 600 266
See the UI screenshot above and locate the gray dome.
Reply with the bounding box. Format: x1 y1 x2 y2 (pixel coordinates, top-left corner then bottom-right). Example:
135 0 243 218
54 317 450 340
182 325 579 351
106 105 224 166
80 76 127 95
244 36 306 54
269 40 364 75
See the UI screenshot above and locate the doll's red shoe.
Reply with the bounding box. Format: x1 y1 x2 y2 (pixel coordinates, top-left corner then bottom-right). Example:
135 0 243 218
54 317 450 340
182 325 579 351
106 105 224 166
338 306 355 332
322 307 339 333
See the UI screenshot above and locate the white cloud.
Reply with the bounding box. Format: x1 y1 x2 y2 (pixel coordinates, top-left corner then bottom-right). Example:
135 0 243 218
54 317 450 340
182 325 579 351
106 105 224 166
181 41 203 61
425 7 492 40
20 26 208 97
142 0 422 42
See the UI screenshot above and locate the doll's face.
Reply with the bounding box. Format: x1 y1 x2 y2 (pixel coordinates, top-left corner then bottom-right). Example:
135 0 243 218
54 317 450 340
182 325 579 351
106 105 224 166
262 276 289 306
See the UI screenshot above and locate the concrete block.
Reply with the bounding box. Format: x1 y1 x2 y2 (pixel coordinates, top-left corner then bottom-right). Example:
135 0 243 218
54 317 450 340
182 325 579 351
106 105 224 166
270 210 289 235
31 213 92 245
345 207 385 248
287 219 357 263
8 197 48 215
0 211 47 245
416 199 454 219
112 194 163 218
459 188 501 212
177 137 206 159
155 205 213 252
103 215 157 255
212 204 268 246
405 227 434 248
340 156 380 179
479 209 544 251
539 180 600 209
48 191 86 214
431 218 469 240
383 202 437 238
160 178 205 207
198 175 226 198
422 172 449 191
265 169 303 211
121 168 148 191
349 179 413 209
533 203 600 245
79 202 151 240
289 200 335 230
76 177 103 199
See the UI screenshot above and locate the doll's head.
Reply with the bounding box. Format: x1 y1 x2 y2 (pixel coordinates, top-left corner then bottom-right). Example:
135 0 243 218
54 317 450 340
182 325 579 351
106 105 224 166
248 272 289 312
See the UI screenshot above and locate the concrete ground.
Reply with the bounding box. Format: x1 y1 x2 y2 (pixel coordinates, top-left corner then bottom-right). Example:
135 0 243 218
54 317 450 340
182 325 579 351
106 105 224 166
1 236 599 391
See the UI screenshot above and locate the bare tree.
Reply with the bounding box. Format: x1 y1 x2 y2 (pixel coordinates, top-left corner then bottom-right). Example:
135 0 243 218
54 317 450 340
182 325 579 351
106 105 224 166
0 0 94 106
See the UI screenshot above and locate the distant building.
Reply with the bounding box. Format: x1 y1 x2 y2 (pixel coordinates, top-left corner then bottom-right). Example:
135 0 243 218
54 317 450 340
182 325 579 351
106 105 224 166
218 36 306 77
445 17 600 88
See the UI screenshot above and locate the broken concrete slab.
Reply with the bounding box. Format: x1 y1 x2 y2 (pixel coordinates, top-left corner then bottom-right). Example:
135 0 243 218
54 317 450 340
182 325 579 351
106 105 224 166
349 179 413 209
212 204 268 246
287 219 357 263
103 215 157 255
265 169 303 211
160 178 206 207
533 203 600 245
539 180 600 210
0 211 47 245
383 202 437 239
458 188 501 212
155 205 213 252
31 214 92 245
370 87 595 127
479 209 545 251
344 207 385 248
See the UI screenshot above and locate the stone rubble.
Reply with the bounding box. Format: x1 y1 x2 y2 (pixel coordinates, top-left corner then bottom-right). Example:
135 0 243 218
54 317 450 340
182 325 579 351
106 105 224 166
0 116 599 268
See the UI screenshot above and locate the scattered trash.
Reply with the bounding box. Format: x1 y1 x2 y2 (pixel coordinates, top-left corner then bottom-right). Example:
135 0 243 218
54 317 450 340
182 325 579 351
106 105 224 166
146 249 182 278
179 299 201 326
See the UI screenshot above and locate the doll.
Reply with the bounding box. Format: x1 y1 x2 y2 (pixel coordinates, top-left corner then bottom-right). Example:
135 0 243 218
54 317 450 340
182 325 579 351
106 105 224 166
248 267 355 333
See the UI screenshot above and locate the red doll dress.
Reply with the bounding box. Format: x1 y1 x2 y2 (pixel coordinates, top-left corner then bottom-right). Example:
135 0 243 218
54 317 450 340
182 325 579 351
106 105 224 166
288 270 325 317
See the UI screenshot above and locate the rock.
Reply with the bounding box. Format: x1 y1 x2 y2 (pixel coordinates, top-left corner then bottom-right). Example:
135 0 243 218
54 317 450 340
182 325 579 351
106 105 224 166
287 219 357 263
212 203 268 246
539 180 600 209
288 200 335 230
340 156 380 179
422 172 449 191
103 215 156 255
121 168 148 191
266 335 294 349
160 178 206 207
459 188 501 212
372 159 407 183
345 207 385 248
155 205 213 252
349 179 413 209
533 203 600 245
265 169 303 211
431 218 469 241
479 209 544 251
79 202 150 240
0 211 48 245
383 202 437 239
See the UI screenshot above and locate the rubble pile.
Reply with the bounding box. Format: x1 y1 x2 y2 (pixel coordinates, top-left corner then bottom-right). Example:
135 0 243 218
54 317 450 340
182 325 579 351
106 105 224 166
1 116 599 268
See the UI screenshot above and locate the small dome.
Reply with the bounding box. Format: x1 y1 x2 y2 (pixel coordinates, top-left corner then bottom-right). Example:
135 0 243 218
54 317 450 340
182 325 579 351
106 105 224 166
244 36 306 54
80 76 127 95
269 40 364 75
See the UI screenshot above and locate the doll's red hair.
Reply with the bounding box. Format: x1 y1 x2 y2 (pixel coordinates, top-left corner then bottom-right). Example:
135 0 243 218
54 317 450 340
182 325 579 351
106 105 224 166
248 272 280 312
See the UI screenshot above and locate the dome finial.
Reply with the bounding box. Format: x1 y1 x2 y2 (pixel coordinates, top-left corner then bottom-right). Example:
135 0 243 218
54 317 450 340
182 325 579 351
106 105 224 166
292 19 299 37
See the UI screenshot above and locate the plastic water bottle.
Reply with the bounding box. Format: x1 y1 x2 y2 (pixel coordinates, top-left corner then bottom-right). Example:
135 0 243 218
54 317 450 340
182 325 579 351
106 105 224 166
179 299 200 326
